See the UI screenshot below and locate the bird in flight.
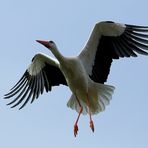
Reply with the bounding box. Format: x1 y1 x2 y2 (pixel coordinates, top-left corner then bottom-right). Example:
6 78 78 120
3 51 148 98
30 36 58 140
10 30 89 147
4 21 148 137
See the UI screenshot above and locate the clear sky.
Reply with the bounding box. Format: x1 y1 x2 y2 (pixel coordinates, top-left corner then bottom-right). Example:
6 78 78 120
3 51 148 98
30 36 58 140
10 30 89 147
0 0 148 147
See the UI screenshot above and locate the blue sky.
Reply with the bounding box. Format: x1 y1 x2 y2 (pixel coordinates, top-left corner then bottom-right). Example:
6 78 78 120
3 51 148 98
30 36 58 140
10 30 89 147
0 0 148 147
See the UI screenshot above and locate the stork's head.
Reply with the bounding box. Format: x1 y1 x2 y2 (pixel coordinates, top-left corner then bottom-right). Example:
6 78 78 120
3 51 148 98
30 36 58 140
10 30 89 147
36 40 57 50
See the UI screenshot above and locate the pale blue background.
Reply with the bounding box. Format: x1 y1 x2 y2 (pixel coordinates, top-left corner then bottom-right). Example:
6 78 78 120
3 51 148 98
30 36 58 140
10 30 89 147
0 0 148 147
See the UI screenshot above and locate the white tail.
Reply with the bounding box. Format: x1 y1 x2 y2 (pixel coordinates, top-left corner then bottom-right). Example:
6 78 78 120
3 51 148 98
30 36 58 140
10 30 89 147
67 82 115 115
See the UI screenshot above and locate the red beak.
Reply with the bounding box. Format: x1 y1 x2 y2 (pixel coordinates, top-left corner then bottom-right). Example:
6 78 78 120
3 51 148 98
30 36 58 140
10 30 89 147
36 40 50 48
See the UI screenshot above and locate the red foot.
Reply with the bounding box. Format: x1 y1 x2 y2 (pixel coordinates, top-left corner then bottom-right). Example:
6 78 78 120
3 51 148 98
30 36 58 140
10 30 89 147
90 120 95 132
74 124 78 137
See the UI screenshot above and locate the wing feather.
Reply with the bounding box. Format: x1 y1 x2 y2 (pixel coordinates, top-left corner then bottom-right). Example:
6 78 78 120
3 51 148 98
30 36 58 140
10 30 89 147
79 21 148 84
4 53 67 109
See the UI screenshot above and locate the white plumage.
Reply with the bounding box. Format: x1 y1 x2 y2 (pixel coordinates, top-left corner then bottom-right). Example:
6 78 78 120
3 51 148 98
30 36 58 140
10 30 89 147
4 21 148 136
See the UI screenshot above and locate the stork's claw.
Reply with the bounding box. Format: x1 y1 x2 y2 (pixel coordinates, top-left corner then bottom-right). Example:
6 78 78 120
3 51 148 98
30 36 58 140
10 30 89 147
74 124 78 137
90 120 94 132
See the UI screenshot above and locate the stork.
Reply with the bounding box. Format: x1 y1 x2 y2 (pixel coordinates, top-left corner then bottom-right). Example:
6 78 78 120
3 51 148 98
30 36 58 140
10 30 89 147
4 21 148 137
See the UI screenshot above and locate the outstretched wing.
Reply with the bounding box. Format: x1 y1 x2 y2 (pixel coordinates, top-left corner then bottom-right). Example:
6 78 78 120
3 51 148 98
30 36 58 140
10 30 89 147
4 53 67 109
79 21 148 84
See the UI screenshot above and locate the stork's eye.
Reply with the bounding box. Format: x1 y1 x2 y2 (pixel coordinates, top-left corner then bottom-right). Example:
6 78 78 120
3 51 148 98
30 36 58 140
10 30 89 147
49 41 54 44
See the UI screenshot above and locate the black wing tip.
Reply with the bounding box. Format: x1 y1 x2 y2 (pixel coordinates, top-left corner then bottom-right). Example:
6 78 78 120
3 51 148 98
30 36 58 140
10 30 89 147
126 24 148 28
6 99 28 110
126 24 148 32
3 96 10 99
10 105 23 110
6 102 18 109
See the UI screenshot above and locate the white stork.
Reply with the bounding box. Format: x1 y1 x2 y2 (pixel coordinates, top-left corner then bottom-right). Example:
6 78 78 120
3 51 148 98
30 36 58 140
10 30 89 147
4 21 148 137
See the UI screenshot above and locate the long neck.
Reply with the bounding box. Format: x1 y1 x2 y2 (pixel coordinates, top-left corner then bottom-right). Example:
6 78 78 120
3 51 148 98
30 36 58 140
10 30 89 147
50 47 65 63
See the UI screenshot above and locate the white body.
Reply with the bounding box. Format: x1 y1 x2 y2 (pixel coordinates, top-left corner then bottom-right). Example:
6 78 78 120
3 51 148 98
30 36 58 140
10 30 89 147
59 56 114 115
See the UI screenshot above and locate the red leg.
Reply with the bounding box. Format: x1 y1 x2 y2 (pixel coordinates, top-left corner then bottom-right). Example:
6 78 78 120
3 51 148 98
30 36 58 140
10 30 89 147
74 95 83 137
87 94 95 132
